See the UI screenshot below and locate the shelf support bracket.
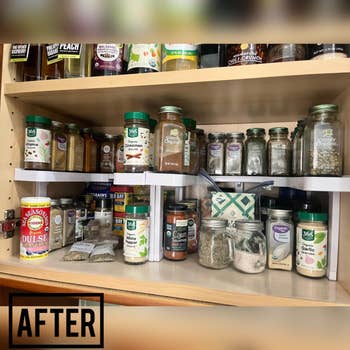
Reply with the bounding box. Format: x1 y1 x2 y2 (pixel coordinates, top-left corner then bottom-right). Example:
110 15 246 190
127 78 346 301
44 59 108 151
35 182 48 197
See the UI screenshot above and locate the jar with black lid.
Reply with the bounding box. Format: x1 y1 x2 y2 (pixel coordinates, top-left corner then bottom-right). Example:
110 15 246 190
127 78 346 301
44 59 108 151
244 128 266 176
100 134 116 173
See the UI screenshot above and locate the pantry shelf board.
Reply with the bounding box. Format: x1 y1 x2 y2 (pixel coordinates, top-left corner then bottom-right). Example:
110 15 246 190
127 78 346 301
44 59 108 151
14 168 114 183
146 172 198 187
114 172 147 185
5 59 350 126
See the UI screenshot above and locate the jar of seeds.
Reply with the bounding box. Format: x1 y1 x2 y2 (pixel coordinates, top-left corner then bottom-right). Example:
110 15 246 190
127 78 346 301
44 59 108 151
303 104 343 176
207 133 225 175
244 128 266 175
225 132 244 175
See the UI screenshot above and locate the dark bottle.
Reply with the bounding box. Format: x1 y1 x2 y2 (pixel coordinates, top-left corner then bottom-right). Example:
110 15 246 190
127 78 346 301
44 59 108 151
91 44 124 76
23 44 44 81
267 44 307 63
199 44 226 68
226 44 267 66
42 44 64 80
127 44 161 74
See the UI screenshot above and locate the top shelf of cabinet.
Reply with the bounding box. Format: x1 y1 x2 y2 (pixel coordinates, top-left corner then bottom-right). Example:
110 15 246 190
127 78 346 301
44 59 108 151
5 59 350 126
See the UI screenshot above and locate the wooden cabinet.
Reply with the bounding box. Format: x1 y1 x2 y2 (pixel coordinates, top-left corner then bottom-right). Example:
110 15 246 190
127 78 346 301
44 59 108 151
1 44 350 306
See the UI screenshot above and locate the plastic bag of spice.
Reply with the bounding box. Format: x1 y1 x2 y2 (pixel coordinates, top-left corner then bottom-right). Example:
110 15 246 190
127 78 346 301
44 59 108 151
88 243 116 263
63 242 95 261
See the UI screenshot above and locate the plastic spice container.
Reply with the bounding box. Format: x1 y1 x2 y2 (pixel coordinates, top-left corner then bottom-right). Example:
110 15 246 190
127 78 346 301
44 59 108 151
244 128 267 176
198 218 231 269
110 186 134 212
266 209 294 271
309 44 349 60
24 115 52 170
95 198 113 230
115 135 124 173
66 124 84 172
207 133 225 175
162 44 199 71
233 220 266 274
100 134 116 173
20 197 51 260
296 212 328 278
164 204 189 260
267 44 307 63
226 44 267 66
51 121 67 171
225 132 244 175
267 127 291 176
149 119 157 170
183 118 198 174
82 128 97 173
49 199 63 251
154 106 185 173
124 205 150 264
60 198 76 246
127 44 161 73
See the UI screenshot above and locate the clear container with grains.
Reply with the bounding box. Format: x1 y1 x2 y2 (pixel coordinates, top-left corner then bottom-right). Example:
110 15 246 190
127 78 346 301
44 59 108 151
183 118 199 175
207 133 225 175
303 104 343 176
244 128 266 176
233 220 266 274
49 199 63 251
198 218 231 269
162 44 199 71
24 115 52 170
60 198 76 247
51 121 67 171
225 132 244 175
296 212 328 278
66 123 84 172
267 127 291 176
123 112 150 173
124 205 150 264
154 106 185 173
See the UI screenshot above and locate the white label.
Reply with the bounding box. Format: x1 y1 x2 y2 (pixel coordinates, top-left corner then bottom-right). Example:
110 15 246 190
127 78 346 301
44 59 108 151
124 219 149 259
97 44 120 62
90 244 115 257
124 127 149 166
103 145 111 153
54 215 62 225
184 131 191 167
188 218 197 241
176 219 188 227
69 242 95 254
24 127 51 164
127 44 161 72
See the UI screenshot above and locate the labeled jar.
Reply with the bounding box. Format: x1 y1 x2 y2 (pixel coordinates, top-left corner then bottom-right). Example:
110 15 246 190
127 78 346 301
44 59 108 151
225 132 244 175
164 204 188 260
198 218 231 269
199 44 226 68
66 124 84 172
23 44 44 81
42 44 64 80
233 220 266 274
64 44 89 78
197 129 207 170
115 135 124 173
267 127 291 176
162 44 199 71
207 133 225 175
154 106 185 173
82 128 97 173
226 44 267 66
60 198 76 246
110 185 134 212
95 198 113 230
267 44 307 63
127 44 161 73
91 44 124 76
124 112 150 173
244 128 266 176
74 198 88 242
124 205 150 264
179 200 200 253
303 104 343 176
183 118 199 174
113 212 126 247
266 209 294 271
292 120 305 176
309 44 349 60
296 212 328 278
51 121 67 171
149 119 157 170
100 134 116 173
49 199 63 251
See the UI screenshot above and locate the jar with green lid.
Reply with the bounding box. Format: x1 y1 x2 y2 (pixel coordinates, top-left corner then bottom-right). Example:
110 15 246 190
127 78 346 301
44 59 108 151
244 128 266 176
124 205 150 264
183 118 199 175
24 115 52 170
149 118 157 170
66 123 84 172
51 121 67 171
267 127 291 176
303 104 343 176
225 132 245 175
124 112 150 173
296 212 328 278
207 133 225 175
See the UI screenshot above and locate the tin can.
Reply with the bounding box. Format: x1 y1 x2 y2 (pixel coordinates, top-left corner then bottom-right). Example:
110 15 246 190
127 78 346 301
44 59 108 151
20 197 51 260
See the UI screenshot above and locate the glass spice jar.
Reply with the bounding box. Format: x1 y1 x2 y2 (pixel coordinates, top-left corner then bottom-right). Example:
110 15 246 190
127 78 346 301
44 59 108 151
244 128 266 176
66 124 84 172
60 198 76 247
127 44 161 73
303 104 343 176
183 118 199 175
100 134 116 173
49 199 64 251
267 44 307 63
51 121 67 171
292 120 305 176
82 128 97 173
225 132 245 175
154 106 185 173
267 127 291 176
226 44 267 66
23 44 44 81
207 133 225 175
197 129 207 170
149 119 157 171
124 112 150 173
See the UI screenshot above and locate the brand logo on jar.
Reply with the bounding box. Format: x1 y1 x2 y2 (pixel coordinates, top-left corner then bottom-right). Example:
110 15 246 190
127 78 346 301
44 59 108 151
228 144 240 151
127 220 136 231
128 127 139 138
27 215 44 231
302 229 315 241
273 224 289 234
210 144 221 150
27 127 37 138
103 145 111 153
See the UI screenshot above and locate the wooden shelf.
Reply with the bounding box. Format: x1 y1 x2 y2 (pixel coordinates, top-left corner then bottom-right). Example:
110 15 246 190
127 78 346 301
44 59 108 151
5 59 350 126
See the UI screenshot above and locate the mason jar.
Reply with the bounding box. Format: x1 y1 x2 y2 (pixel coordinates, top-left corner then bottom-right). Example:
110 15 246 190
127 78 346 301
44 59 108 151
207 133 225 175
244 128 266 175
225 132 244 175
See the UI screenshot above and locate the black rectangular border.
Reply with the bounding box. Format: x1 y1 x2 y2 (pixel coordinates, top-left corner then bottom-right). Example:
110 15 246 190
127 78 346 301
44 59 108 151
9 292 104 348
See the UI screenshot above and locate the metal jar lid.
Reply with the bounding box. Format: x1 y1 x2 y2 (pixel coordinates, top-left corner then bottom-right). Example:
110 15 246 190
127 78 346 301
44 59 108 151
201 217 227 228
235 219 263 231
159 106 183 115
60 198 73 205
309 104 338 115
226 132 245 139
267 209 292 218
51 199 61 206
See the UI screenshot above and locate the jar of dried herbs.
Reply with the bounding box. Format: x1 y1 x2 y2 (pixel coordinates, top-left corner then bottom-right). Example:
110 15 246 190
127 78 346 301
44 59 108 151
66 124 84 172
51 121 67 171
225 132 244 175
267 127 291 176
244 128 266 176
303 104 343 176
197 129 207 170
207 133 225 175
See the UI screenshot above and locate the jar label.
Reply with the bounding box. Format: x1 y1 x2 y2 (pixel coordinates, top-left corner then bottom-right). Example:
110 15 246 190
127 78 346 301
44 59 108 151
187 218 197 249
296 227 327 273
10 44 30 63
208 143 224 174
164 219 188 252
184 131 191 167
94 44 123 72
270 143 290 174
25 127 51 164
162 44 198 64
124 219 149 258
56 135 67 151
225 142 242 175
246 143 265 175
228 44 262 66
127 44 161 72
75 137 84 171
124 127 150 166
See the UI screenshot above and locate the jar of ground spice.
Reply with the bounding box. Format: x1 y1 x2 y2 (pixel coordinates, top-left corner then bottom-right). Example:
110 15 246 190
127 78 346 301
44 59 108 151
66 124 84 172
82 128 97 173
100 134 116 173
51 121 67 171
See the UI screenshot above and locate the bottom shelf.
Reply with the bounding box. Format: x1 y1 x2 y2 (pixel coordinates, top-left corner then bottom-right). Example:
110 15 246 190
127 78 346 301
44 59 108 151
0 248 349 306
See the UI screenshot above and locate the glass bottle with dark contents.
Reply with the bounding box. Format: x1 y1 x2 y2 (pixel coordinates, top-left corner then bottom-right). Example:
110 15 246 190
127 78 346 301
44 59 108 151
100 134 116 173
23 44 44 81
91 44 124 76
42 44 64 80
226 44 267 66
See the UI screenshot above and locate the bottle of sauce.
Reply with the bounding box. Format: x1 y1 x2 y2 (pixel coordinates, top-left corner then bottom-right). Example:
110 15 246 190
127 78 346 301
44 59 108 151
82 128 97 173
23 44 44 81
91 44 124 76
127 44 161 74
42 44 64 79
226 44 267 66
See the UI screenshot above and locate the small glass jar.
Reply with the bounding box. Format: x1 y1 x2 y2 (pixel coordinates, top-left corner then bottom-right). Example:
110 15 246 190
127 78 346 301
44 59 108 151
198 218 231 269
94 198 113 230
91 44 124 76
267 127 291 176
226 44 267 66
100 134 116 173
51 121 67 171
199 44 226 68
292 120 305 176
303 104 343 176
115 135 124 173
149 119 157 171
162 44 199 71
42 44 64 80
127 44 161 73
244 128 266 176
183 118 198 175
164 204 188 261
24 115 52 170
66 124 84 172
267 44 307 63
207 133 225 175
233 220 266 274
60 198 76 247
124 205 150 264
124 112 150 173
197 129 207 170
82 128 97 173
23 44 44 81
49 199 63 251
225 132 245 175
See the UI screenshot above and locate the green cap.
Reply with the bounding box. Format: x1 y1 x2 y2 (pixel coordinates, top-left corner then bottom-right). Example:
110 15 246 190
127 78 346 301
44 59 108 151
297 212 328 222
247 128 265 135
126 205 149 214
269 127 289 135
124 112 150 122
149 118 158 128
66 123 79 130
26 115 51 125
310 104 338 115
182 118 196 130
82 128 91 133
159 106 183 115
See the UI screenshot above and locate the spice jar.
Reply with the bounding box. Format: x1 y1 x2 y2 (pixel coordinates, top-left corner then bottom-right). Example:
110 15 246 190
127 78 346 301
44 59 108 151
207 133 225 175
49 199 64 251
82 128 97 173
110 186 134 212
124 205 150 264
233 220 266 274
296 212 328 278
162 44 199 71
225 132 244 175
197 129 207 170
267 44 307 63
292 120 305 176
115 135 124 173
100 134 116 173
198 218 231 269
244 128 266 176
51 121 67 171
124 112 150 173
113 212 126 248
179 200 200 253
309 44 349 60
149 119 157 170
24 115 52 170
266 209 294 271
60 198 76 247
267 127 291 176
226 44 267 66
66 124 84 172
183 118 199 174
303 104 343 176
164 204 188 261
154 106 185 173
94 198 113 230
